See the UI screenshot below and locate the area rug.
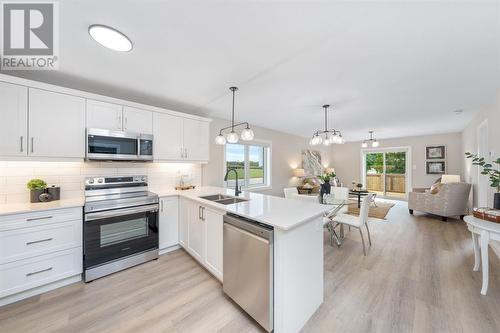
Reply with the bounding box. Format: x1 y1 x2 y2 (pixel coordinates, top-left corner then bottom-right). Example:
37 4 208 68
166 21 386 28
347 201 395 220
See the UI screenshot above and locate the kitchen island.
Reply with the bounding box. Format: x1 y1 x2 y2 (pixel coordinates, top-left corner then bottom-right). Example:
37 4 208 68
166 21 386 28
158 187 329 333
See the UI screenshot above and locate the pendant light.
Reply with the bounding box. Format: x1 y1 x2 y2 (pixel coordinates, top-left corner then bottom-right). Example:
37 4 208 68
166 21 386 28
215 87 254 145
309 105 344 146
361 131 380 147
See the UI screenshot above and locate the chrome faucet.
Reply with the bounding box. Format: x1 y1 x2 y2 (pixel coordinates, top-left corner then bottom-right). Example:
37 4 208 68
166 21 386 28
224 168 241 196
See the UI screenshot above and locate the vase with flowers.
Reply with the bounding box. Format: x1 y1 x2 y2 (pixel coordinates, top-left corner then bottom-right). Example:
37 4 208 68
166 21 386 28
318 171 336 200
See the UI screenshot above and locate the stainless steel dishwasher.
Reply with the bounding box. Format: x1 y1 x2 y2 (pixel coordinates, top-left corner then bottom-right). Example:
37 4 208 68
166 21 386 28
223 213 274 332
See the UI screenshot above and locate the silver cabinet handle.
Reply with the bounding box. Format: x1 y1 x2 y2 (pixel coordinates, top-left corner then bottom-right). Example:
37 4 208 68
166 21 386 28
118 115 122 130
26 238 53 245
124 116 128 130
26 267 53 277
26 216 53 222
20 136 23 152
198 206 202 220
30 137 34 153
184 148 187 159
201 207 205 221
161 199 164 212
180 147 184 158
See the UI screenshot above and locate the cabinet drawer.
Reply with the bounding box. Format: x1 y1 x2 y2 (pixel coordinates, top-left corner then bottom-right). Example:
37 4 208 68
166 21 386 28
0 220 82 264
0 247 82 298
0 207 82 231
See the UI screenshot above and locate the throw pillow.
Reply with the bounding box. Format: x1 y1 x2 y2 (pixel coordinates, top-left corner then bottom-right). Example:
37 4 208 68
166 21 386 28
430 182 442 194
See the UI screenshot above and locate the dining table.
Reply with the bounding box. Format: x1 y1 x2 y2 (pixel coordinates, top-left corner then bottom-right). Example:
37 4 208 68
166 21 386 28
349 189 371 208
322 199 349 247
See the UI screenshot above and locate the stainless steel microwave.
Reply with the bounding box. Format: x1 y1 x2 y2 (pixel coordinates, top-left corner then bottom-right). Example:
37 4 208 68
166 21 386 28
86 128 153 161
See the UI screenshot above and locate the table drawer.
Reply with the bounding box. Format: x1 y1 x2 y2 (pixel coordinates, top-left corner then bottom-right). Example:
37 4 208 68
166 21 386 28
0 220 82 264
0 247 82 298
0 207 82 231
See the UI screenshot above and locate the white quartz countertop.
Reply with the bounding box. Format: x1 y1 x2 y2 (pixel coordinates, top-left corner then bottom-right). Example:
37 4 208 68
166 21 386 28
157 186 330 230
0 187 329 230
0 197 85 216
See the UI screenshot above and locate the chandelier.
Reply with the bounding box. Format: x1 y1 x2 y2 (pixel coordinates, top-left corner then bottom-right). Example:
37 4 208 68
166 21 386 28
309 104 344 146
214 87 254 145
361 131 380 148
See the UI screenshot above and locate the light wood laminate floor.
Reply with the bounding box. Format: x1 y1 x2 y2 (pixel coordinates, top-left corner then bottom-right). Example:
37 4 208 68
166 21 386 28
1 201 500 333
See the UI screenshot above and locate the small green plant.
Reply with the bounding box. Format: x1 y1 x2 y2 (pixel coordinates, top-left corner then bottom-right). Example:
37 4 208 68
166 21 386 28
317 172 336 184
465 152 500 192
26 179 47 190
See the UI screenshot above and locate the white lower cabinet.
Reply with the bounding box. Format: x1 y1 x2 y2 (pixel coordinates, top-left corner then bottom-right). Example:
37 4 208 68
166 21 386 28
158 196 179 251
0 207 83 306
178 198 224 281
188 202 206 263
204 207 223 280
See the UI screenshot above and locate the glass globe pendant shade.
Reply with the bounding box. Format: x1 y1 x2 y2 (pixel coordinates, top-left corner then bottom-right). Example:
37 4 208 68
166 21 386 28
339 135 345 144
226 131 239 144
323 136 331 146
215 134 226 145
371 140 379 148
361 141 368 148
328 135 337 144
240 127 254 141
314 135 323 146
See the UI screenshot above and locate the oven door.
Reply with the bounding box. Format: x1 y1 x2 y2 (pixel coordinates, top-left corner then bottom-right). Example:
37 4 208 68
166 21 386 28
86 128 139 161
84 204 159 269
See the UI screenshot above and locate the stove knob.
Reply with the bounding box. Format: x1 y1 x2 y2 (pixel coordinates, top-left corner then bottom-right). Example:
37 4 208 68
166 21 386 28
141 177 146 182
88 179 94 184
97 179 104 183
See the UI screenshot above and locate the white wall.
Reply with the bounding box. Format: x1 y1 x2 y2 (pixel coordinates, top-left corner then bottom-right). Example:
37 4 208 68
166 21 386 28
202 118 332 197
330 132 462 191
461 91 500 208
0 161 201 204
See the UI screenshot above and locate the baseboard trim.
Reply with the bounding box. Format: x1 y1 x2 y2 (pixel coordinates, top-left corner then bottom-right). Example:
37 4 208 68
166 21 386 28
159 244 181 255
0 274 81 307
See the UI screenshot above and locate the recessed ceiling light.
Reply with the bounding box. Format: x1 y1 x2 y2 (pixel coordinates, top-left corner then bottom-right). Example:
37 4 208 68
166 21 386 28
88 24 133 52
454 109 463 115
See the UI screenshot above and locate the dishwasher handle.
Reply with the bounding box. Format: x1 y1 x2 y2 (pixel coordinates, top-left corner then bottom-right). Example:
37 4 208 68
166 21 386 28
223 214 273 242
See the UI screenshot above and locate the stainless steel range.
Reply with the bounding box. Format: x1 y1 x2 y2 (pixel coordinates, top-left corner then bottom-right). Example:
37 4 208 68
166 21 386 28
83 175 159 282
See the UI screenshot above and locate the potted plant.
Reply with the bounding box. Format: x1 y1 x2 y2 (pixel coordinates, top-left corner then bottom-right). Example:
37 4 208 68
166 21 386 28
318 171 336 198
27 179 47 203
465 152 500 209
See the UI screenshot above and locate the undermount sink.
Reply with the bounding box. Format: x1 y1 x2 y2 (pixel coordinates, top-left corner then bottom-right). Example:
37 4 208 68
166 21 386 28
199 194 248 205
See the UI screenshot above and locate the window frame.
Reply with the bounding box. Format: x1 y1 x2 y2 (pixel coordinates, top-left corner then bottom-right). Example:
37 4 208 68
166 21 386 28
223 140 272 191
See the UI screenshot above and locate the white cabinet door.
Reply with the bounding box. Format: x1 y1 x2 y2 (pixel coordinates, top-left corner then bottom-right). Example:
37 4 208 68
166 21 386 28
204 207 223 280
159 196 179 250
179 198 189 247
188 202 205 263
0 82 28 157
123 106 152 134
29 89 86 158
153 112 183 160
86 99 123 131
182 118 209 161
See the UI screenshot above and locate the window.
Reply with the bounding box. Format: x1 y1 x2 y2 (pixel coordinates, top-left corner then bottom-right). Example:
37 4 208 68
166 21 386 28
224 142 271 189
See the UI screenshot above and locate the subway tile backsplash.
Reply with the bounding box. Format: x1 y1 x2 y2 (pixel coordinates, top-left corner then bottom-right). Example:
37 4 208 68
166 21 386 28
0 161 202 204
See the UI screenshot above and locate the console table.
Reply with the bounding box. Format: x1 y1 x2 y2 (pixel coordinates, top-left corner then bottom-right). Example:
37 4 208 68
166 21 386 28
463 215 500 295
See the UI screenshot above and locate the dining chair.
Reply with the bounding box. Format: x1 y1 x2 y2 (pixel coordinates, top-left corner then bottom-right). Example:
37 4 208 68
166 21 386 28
331 193 374 256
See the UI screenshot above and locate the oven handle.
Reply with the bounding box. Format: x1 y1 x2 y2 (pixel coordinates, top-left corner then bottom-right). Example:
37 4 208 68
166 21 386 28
85 204 158 221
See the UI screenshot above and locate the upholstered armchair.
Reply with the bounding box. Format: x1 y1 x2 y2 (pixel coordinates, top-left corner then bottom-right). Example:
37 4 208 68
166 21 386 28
408 182 472 221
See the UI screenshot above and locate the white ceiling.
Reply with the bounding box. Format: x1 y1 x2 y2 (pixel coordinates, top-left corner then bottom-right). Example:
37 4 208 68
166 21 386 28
4 0 500 141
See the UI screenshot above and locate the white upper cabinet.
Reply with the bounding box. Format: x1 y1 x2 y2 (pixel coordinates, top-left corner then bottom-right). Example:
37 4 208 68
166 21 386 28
183 118 210 162
153 113 210 162
86 99 123 131
0 82 28 157
29 89 86 158
153 112 183 160
123 106 152 134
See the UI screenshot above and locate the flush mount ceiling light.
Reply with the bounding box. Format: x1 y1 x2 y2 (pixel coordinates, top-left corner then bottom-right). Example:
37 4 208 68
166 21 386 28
361 130 380 148
88 24 133 52
214 87 254 145
309 104 344 146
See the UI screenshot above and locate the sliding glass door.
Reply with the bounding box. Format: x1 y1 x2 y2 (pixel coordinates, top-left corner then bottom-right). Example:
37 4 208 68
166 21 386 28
363 148 409 199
